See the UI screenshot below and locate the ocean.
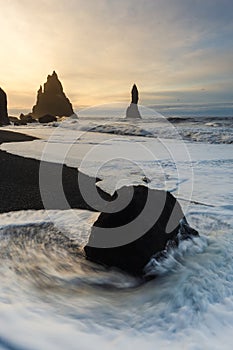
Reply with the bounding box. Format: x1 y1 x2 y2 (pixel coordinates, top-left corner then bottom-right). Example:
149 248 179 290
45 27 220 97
0 104 233 349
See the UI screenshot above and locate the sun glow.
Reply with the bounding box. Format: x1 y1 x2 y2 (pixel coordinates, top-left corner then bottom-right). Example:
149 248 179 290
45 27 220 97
0 0 233 114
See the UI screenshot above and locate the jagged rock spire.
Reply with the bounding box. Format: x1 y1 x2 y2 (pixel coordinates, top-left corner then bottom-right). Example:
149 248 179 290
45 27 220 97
32 71 74 118
131 84 139 104
126 83 141 119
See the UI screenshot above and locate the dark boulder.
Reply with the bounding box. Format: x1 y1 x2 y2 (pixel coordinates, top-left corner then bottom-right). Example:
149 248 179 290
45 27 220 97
9 116 30 125
9 116 20 123
84 185 198 276
0 88 10 125
32 71 74 118
20 113 36 123
38 114 57 124
14 120 27 126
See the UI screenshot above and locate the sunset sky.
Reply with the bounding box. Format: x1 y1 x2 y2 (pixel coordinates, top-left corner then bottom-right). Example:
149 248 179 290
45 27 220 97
0 0 233 113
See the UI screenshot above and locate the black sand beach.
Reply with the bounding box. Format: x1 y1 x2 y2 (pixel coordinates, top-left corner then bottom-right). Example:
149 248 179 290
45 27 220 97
0 129 106 213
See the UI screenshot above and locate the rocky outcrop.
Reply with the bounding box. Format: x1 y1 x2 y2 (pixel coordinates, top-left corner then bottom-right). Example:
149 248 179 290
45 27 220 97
20 113 36 123
9 116 20 124
11 118 27 126
84 185 198 276
38 114 57 123
0 88 10 125
32 71 74 118
126 84 141 119
131 84 139 104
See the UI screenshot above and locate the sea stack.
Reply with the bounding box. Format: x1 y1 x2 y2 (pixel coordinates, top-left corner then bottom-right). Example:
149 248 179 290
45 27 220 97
0 88 10 125
126 84 141 119
32 71 74 119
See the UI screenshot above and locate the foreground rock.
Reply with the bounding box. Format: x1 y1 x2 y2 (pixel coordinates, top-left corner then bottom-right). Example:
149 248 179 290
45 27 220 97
0 88 10 125
32 71 74 118
126 84 141 119
84 185 198 276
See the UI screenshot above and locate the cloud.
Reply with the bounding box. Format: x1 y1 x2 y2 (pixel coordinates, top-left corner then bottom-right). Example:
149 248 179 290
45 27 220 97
0 0 233 109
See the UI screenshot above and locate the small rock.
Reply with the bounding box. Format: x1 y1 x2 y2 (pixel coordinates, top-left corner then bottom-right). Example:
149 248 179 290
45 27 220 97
38 114 57 124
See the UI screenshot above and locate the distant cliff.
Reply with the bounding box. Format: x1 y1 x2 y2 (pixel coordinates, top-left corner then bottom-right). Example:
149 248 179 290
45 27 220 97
32 71 74 118
0 88 10 125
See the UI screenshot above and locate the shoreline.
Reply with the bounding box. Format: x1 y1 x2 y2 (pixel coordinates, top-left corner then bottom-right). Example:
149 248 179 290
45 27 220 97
0 129 108 213
0 129 38 143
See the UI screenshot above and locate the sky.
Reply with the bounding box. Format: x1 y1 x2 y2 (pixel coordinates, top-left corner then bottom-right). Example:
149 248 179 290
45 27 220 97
0 0 233 113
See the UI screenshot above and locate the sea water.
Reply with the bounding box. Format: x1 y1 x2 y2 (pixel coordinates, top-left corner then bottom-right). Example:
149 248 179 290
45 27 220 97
0 107 233 349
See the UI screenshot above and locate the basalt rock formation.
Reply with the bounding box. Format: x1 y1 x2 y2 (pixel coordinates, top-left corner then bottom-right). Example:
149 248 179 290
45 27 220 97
131 84 139 104
0 88 10 125
84 185 198 276
126 84 141 119
38 114 57 124
32 71 74 119
20 113 36 123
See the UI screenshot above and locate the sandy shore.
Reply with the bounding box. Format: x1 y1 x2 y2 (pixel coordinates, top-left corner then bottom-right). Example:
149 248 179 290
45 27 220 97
0 129 107 213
